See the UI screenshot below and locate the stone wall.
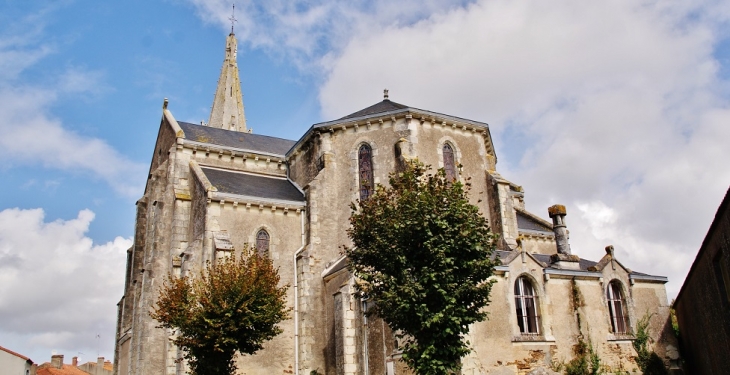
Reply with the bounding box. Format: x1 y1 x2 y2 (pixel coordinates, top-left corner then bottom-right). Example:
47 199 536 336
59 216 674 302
675 188 730 374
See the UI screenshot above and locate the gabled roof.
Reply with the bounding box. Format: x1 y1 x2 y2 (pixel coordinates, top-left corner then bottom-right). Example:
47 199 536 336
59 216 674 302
516 209 553 234
200 167 305 203
289 98 496 159
178 121 295 156
339 99 409 120
0 345 31 362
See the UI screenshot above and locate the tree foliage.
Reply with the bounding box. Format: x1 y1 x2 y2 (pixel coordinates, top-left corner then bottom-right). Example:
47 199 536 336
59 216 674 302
632 312 668 375
346 160 499 375
151 250 290 375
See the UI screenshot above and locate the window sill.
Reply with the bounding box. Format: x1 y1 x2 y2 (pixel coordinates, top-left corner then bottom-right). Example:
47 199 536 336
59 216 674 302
607 334 635 342
512 335 553 343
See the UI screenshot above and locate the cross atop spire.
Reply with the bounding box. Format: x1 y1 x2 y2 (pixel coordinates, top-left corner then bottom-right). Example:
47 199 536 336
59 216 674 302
229 4 238 34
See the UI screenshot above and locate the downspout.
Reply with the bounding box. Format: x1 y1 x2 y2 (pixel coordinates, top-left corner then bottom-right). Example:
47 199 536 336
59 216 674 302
293 210 306 375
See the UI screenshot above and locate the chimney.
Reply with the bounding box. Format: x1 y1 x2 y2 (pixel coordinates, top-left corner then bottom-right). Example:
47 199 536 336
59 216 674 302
51 354 64 369
97 357 104 373
72 356 78 366
548 204 571 255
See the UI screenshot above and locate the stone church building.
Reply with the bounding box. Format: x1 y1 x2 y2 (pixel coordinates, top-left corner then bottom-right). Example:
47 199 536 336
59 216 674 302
114 32 678 375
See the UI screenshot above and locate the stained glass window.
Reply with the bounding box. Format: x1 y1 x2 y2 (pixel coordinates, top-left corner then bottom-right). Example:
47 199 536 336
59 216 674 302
256 230 270 257
359 144 374 201
443 143 456 181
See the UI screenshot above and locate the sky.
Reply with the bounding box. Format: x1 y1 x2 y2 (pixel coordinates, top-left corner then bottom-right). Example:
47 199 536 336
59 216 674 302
1 0 729 366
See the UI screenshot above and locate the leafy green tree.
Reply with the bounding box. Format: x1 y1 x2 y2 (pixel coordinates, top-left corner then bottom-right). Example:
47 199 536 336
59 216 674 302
347 160 499 375
632 312 668 375
151 250 289 375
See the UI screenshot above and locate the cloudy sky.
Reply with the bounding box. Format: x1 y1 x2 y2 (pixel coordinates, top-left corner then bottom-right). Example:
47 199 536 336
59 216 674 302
1 0 729 366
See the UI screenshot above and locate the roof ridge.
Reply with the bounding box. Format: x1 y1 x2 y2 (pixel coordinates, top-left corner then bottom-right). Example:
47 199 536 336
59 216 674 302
0 345 31 361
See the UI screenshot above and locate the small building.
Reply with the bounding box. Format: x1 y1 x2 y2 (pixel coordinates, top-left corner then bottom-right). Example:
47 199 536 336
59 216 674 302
0 345 34 375
674 186 730 374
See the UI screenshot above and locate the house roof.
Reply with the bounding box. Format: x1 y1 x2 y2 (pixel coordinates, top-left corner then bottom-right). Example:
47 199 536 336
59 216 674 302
200 167 305 203
36 364 89 375
178 121 296 156
0 345 31 362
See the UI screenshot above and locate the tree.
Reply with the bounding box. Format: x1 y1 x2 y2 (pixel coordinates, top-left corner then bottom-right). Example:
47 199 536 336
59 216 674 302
346 160 499 375
151 250 290 375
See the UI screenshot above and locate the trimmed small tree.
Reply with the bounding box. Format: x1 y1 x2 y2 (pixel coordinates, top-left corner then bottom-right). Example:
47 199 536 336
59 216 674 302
151 250 289 375
346 160 499 375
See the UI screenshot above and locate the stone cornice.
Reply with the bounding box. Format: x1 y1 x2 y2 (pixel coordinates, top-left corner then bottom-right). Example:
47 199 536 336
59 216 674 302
287 108 496 161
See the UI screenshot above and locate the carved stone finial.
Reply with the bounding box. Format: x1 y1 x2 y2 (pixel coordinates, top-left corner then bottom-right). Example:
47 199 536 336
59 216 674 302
605 245 615 257
384 89 389 100
163 98 168 110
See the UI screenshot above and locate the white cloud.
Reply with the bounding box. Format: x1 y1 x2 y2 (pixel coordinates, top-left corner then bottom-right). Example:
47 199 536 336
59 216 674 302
0 13 145 197
312 0 730 295
0 207 130 363
185 0 469 69
211 0 730 298
184 1 730 300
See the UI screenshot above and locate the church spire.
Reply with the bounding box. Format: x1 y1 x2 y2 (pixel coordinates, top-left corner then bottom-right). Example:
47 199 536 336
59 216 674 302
208 29 247 132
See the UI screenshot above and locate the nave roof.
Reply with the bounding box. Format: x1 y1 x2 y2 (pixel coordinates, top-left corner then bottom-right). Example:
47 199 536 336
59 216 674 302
178 121 295 156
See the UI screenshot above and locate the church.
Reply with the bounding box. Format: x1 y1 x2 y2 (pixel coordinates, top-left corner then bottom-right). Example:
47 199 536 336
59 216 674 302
113 31 678 375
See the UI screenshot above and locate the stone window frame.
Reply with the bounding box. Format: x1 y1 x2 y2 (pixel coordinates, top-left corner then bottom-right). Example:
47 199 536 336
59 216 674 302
350 139 379 203
436 137 462 183
606 279 631 335
514 274 542 337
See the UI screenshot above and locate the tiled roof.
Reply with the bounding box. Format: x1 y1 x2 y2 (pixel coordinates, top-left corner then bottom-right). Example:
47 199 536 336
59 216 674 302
0 345 31 361
201 167 305 203
178 121 296 156
37 364 89 375
339 99 409 120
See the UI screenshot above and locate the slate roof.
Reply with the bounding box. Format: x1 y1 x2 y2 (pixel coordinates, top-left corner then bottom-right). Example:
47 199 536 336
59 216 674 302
200 167 305 203
339 99 409 120
516 211 553 233
494 250 596 272
178 121 296 156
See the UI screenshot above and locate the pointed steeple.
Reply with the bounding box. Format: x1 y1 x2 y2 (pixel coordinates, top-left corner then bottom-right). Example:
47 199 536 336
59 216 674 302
208 32 247 132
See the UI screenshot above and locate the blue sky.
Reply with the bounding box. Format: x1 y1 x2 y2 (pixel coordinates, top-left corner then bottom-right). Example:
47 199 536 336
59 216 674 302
1 0 730 367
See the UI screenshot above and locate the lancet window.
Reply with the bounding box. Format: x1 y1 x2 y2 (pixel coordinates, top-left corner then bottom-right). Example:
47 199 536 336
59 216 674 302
515 276 540 335
607 280 630 334
256 229 270 257
359 144 374 201
443 143 456 181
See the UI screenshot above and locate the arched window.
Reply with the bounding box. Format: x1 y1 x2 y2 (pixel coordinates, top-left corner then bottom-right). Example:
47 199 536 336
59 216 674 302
607 280 629 334
359 144 374 201
443 143 456 181
256 230 270 257
515 276 540 335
